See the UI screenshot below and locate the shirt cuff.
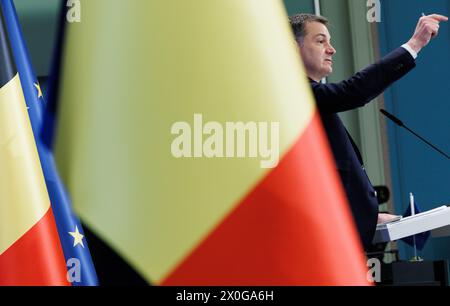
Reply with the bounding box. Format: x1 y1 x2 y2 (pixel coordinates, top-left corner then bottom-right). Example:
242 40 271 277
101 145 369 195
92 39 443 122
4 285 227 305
401 43 418 59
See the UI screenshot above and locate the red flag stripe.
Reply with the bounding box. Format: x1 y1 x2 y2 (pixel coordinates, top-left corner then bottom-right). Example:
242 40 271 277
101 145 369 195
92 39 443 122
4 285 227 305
162 111 369 285
0 207 70 286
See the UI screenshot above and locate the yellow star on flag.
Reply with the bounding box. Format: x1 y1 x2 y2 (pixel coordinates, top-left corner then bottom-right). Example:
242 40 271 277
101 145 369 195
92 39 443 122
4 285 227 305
69 226 85 248
34 82 43 99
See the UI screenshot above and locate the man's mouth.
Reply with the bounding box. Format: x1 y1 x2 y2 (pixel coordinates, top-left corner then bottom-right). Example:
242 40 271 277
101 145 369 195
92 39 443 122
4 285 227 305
324 59 333 64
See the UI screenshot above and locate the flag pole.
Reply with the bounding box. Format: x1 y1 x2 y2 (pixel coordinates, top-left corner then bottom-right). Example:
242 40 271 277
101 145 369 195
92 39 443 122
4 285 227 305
410 193 423 262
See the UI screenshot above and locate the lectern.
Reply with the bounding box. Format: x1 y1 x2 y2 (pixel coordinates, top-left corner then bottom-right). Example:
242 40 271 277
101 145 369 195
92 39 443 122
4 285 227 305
372 206 450 286
373 206 450 243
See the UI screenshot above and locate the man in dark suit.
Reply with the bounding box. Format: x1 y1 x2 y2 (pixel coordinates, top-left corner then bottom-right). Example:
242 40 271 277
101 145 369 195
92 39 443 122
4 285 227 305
289 13 447 250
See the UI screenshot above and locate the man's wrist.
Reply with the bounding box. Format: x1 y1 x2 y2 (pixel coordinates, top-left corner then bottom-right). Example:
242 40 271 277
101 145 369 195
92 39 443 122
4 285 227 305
405 39 422 55
402 42 419 59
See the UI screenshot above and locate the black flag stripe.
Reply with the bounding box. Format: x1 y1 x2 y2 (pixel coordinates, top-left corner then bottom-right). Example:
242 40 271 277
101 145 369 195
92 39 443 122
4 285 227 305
0 4 17 88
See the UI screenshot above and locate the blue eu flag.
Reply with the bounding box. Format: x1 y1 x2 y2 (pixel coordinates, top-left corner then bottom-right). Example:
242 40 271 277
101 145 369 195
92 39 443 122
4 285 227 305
401 201 431 250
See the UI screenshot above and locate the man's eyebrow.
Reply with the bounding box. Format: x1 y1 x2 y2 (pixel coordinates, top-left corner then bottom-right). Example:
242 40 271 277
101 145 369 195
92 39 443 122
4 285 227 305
313 34 328 39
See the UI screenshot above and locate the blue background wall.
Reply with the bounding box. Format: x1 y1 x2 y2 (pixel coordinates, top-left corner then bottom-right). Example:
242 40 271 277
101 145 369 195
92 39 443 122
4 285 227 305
378 0 450 261
14 0 60 77
284 0 314 15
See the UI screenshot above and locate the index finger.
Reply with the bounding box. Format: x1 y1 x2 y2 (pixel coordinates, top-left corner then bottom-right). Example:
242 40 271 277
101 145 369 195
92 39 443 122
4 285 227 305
426 14 449 22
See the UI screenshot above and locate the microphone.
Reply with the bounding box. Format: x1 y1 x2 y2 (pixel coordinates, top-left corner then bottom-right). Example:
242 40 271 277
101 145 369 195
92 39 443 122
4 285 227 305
380 109 449 160
380 109 404 127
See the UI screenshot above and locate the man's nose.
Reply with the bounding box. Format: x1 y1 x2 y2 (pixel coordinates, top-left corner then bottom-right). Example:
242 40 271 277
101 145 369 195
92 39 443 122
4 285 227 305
327 45 336 55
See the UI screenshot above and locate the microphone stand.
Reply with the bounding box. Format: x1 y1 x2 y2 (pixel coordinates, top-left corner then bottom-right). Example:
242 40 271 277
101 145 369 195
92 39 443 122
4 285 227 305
380 109 449 160
402 125 449 160
381 110 448 262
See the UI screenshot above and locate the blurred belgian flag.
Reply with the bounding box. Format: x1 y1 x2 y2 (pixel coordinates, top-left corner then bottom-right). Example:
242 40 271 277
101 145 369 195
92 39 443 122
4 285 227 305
49 0 370 286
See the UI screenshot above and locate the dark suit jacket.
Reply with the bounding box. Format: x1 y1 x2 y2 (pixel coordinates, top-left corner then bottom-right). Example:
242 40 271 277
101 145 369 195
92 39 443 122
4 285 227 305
309 47 416 249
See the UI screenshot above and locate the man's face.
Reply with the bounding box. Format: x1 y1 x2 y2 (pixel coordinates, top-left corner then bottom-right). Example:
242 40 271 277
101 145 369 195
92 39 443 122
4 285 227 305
299 21 336 82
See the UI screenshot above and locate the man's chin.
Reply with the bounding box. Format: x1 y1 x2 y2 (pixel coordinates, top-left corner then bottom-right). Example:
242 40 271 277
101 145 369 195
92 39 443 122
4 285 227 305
321 69 332 78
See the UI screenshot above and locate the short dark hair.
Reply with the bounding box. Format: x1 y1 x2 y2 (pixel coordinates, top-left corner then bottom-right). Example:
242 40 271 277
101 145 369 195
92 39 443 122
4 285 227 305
289 13 329 43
